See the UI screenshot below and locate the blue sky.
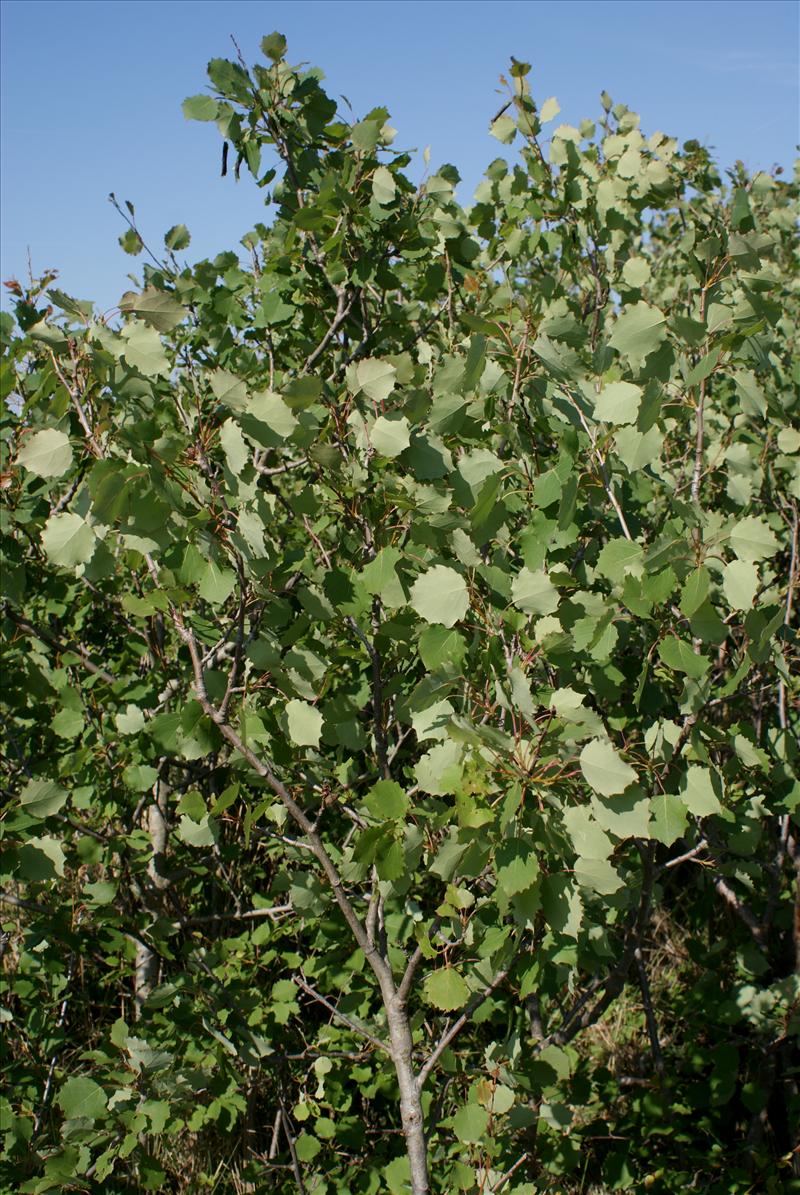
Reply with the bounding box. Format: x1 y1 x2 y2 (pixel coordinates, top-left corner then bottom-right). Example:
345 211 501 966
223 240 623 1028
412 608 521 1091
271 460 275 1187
1 0 797 313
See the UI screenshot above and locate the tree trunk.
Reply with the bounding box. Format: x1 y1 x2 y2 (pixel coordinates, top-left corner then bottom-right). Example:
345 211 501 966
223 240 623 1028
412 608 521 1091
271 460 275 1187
134 782 170 1018
385 997 428 1195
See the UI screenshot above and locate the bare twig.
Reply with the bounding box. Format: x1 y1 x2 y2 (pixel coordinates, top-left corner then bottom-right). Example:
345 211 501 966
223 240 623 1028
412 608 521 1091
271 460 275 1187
663 839 708 869
490 1153 530 1192
568 393 633 541
417 965 511 1089
634 946 664 1077
279 1099 308 1195
712 873 765 946
4 606 115 684
186 904 292 926
48 349 103 458
304 287 357 371
294 975 389 1054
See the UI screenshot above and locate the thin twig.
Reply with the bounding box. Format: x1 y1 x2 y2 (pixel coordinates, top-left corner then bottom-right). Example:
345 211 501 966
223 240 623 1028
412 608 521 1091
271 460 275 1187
417 965 511 1089
47 349 103 457
294 975 389 1054
712 873 765 945
4 606 115 684
634 946 664 1077
186 904 292 926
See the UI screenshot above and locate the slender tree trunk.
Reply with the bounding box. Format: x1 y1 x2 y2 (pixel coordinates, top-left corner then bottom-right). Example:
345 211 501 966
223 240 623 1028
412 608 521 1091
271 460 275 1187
385 994 428 1194
134 781 170 1018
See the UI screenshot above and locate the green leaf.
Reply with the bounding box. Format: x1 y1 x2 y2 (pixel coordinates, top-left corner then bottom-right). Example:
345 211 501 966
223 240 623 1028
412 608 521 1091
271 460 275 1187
371 165 396 205
371 414 411 457
182 95 219 121
679 567 710 617
17 429 73 478
126 287 184 332
365 780 408 821
418 626 466 671
42 513 96 567
198 561 237 605
729 515 779 563
541 874 582 937
210 368 248 411
119 227 143 255
351 119 382 151
595 539 644 581
176 814 216 848
121 320 169 377
360 547 402 599
722 559 759 610
261 32 287 61
123 764 158 792
56 1076 108 1121
579 739 637 797
283 377 322 410
777 428 800 454
19 778 68 819
658 636 709 678
84 880 117 906
410 565 469 627
207 57 251 101
511 568 559 615
219 418 250 476
594 381 642 425
17 836 65 881
689 600 726 645
591 789 651 839
351 357 397 402
286 700 323 748
177 789 206 821
53 708 84 738
540 96 561 123
414 739 463 796
495 840 539 896
608 301 667 368
423 967 470 1011
490 115 517 143
614 425 664 472
622 256 651 288
122 591 169 618
686 346 721 388
649 792 688 846
245 389 298 440
257 291 293 326
165 224 191 251
384 1156 411 1194
295 1132 321 1162
680 766 722 817
452 1102 490 1144
563 806 613 860
574 856 623 895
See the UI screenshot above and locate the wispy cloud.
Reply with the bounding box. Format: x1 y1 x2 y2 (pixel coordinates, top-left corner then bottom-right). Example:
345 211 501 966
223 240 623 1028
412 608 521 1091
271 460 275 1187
691 47 798 82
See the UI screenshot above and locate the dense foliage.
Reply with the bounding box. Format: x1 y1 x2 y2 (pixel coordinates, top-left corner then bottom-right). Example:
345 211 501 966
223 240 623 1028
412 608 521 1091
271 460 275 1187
1 32 799 1195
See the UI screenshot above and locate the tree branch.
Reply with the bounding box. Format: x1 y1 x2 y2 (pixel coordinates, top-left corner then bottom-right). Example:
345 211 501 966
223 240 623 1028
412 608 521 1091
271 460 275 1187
634 946 664 1078
294 975 390 1054
4 606 115 684
417 964 511 1090
171 611 395 990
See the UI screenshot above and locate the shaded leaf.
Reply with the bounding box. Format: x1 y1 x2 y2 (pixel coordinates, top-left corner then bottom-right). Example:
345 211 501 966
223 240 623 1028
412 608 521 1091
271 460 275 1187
56 1076 108 1121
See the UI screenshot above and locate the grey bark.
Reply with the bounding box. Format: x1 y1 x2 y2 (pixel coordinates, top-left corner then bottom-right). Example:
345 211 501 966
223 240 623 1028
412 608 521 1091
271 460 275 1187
134 781 170 1018
383 987 428 1195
